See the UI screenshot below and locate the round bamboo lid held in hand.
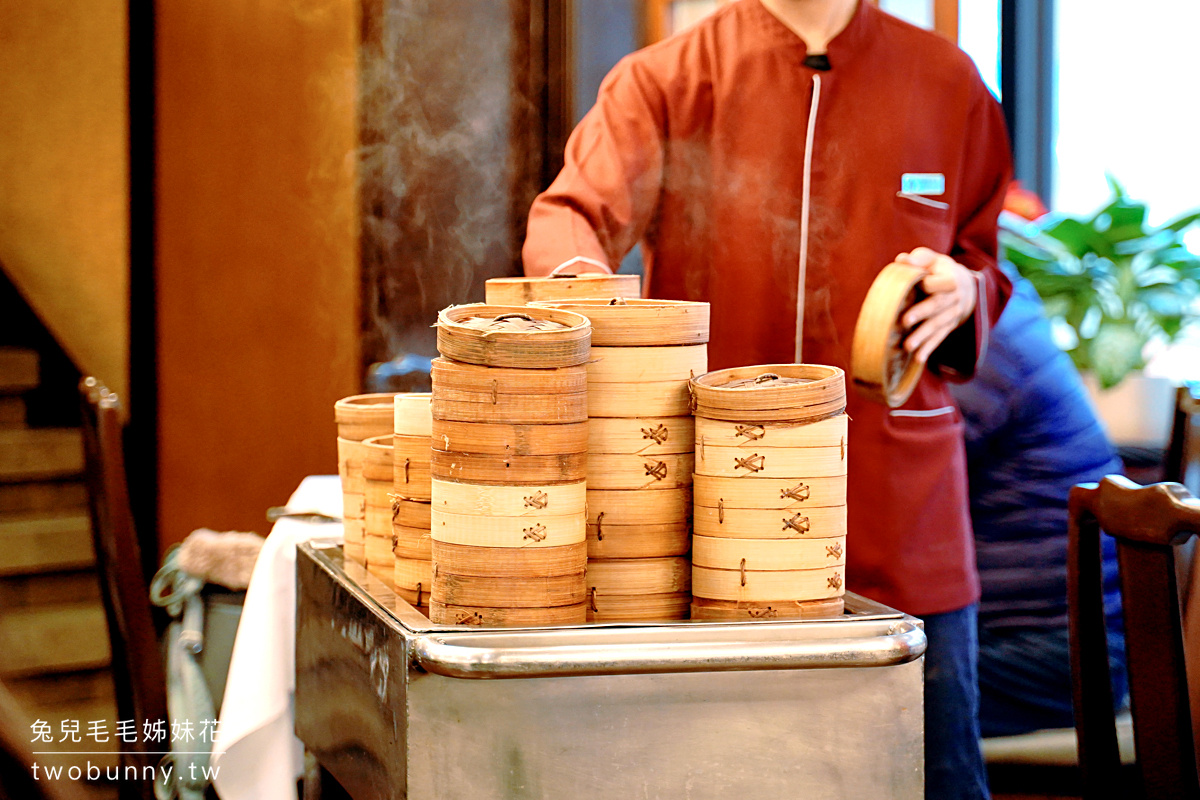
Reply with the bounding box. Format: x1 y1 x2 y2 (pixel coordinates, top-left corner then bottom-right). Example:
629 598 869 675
436 304 591 368
850 261 929 408
485 274 640 306
530 297 709 346
690 365 846 423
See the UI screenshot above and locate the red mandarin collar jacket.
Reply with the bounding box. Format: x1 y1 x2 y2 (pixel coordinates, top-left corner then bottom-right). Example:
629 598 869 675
523 0 1013 615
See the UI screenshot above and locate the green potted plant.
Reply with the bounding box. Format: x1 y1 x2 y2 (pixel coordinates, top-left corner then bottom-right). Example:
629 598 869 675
999 178 1200 446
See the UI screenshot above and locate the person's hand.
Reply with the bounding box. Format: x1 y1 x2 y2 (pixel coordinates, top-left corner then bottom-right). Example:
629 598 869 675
895 247 977 363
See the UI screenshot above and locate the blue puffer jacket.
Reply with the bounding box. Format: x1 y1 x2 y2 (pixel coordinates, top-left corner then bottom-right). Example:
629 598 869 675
949 276 1123 630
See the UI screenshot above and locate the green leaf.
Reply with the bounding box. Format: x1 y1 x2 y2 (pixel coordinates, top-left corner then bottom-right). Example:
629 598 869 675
1162 210 1200 233
1088 323 1145 389
1043 217 1116 258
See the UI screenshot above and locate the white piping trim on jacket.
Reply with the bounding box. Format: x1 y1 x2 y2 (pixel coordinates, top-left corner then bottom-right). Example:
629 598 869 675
795 73 822 363
896 191 950 211
889 406 956 418
974 270 989 367
550 256 612 275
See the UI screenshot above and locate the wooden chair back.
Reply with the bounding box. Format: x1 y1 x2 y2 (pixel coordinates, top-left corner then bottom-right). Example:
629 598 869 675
78 377 168 800
1068 475 1200 800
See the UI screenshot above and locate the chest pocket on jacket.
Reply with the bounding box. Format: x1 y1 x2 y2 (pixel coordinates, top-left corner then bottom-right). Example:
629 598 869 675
893 192 954 256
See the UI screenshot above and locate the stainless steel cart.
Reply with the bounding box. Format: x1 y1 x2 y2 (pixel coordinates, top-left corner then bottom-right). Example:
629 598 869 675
295 540 926 800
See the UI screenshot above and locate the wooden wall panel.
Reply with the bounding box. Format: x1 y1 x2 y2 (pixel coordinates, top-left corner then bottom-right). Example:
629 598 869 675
155 0 361 544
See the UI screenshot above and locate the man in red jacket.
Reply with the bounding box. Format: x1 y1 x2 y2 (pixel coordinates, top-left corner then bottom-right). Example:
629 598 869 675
524 1 1012 797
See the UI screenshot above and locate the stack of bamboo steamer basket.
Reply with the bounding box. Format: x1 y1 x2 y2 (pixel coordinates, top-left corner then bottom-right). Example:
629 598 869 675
533 298 708 622
393 393 432 612
485 273 640 306
429 304 592 626
689 365 848 620
335 393 398 566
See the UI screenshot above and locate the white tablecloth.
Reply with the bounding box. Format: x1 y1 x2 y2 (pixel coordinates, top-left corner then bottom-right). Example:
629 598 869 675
211 475 343 800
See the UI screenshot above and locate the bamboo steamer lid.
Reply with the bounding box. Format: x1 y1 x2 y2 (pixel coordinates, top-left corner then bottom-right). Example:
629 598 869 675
850 262 929 408
587 487 692 526
690 365 846 423
393 524 432 560
343 516 366 546
393 497 431 529
430 599 587 627
337 437 367 495
693 504 847 540
432 478 585 518
690 596 844 621
393 393 432 438
588 416 694 456
692 535 846 571
587 380 691 418
693 442 845 480
433 571 587 608
530 297 708 346
430 449 586 485
692 474 846 510
587 557 691 595
432 540 587 578
342 541 366 565
335 393 399 441
431 419 587 456
485 273 640 306
692 564 844 602
694 414 846 449
431 357 588 395
430 510 586 548
587 591 691 622
436 304 591 368
587 452 694 490
586 345 707 384
587 521 690 559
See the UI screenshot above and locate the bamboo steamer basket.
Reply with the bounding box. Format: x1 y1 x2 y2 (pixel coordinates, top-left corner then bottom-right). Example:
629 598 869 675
432 394 589 426
530 298 708 346
690 596 844 620
337 437 366 518
587 591 691 622
587 521 691 559
850 262 929 408
694 414 846 449
430 449 586 484
430 510 586 548
393 392 432 438
586 452 693 490
587 487 691 525
485 274 640 306
690 365 846 423
586 345 707 384
587 380 691 418
692 474 846 510
587 557 691 596
365 532 395 568
395 557 434 606
362 434 396 482
432 540 587 578
693 443 845 480
430 600 587 627
433 571 587 608
431 479 586 518
392 497 432 529
692 534 846 570
342 541 366 564
431 357 588 395
436 304 591 369
692 504 847 540
691 564 844 602
587 417 694 455
393 524 432 560
343 516 366 548
431 419 587 456
335 393 399 441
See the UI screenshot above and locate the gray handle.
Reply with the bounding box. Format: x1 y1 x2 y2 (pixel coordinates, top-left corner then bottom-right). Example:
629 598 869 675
412 620 926 680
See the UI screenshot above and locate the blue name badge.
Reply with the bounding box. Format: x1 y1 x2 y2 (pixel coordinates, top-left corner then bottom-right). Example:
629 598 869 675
901 173 945 196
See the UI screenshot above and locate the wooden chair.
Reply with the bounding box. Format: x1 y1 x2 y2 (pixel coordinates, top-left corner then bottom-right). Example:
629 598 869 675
0 680 87 800
1068 475 1200 800
78 377 168 800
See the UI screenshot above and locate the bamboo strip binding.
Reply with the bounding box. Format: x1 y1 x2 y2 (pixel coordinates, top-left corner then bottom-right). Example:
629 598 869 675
431 540 587 578
588 417 695 455
692 534 847 570
691 564 845 602
431 479 586 517
586 452 695 490
430 449 586 485
692 475 846 510
430 510 586 548
587 591 691 622
586 345 708 384
431 419 588 456
530 298 709 346
850 262 929 408
692 504 847 539
436 304 591 369
430 600 588 627
587 557 692 595
690 596 844 620
586 522 690 559
694 414 846 449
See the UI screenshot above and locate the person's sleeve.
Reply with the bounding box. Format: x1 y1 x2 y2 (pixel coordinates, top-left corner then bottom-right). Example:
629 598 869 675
929 81 1014 380
522 57 668 276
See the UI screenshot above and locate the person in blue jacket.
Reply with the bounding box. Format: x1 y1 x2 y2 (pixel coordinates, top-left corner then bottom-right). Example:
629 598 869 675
949 269 1128 736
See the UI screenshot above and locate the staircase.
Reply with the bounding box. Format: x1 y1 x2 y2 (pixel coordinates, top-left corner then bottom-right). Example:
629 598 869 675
0 345 120 791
